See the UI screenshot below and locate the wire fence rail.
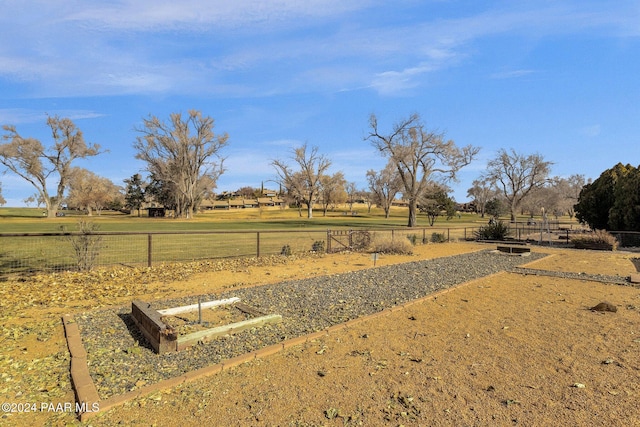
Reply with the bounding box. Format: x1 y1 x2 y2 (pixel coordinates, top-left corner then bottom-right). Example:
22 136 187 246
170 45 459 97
1 223 637 276
0 227 474 275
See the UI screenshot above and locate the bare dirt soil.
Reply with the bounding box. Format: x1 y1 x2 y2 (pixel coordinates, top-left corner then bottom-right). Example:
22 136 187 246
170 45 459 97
2 242 639 426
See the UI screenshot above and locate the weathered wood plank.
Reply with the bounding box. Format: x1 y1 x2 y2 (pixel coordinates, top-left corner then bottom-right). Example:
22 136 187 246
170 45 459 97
497 245 531 254
176 314 282 351
131 300 177 354
157 297 240 316
234 302 265 317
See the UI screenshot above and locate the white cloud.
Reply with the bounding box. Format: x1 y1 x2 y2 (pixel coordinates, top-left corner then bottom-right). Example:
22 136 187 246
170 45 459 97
371 63 437 96
1 1 638 98
0 109 104 125
490 69 538 79
64 0 374 31
580 124 601 138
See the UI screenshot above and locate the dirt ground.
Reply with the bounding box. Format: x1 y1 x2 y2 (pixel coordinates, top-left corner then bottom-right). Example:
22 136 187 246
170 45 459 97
2 242 640 426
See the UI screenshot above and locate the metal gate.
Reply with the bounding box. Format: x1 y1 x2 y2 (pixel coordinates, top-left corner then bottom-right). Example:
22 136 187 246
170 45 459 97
326 230 371 253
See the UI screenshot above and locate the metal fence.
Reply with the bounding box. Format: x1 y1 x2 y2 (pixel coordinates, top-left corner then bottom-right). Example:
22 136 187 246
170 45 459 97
0 227 480 275
611 231 640 248
2 224 637 276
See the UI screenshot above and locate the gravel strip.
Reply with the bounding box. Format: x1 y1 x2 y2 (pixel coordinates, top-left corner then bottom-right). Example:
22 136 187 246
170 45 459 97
511 267 632 285
76 250 546 399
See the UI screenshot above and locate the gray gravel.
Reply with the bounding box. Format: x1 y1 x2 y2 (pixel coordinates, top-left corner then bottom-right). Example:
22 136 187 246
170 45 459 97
76 250 547 399
511 267 631 285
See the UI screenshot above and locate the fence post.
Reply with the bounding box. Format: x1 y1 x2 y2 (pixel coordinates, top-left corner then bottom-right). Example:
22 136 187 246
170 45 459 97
326 229 331 253
147 234 152 267
422 228 426 244
256 231 260 257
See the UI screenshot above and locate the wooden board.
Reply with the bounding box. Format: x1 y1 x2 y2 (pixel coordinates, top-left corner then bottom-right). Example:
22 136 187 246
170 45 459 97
157 297 240 316
176 314 282 351
497 245 531 254
131 300 177 354
234 302 266 317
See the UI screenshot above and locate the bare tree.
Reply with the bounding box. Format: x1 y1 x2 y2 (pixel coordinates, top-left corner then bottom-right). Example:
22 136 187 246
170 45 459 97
237 186 258 198
552 174 586 218
271 143 331 219
345 181 358 213
134 110 228 219
366 113 479 227
0 116 101 218
366 161 402 218
519 184 560 219
356 189 374 213
466 179 495 218
482 149 553 221
319 172 346 216
66 168 121 215
0 182 5 206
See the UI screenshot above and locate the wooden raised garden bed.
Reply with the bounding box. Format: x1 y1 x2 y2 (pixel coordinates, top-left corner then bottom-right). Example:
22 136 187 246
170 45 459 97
131 298 282 354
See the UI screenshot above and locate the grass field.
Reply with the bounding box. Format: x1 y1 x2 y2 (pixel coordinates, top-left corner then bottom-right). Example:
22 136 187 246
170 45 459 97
0 204 496 233
0 205 578 275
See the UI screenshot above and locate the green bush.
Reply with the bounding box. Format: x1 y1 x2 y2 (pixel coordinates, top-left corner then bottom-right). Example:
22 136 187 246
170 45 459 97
406 234 418 245
430 232 446 243
475 220 511 241
571 230 618 251
312 240 325 252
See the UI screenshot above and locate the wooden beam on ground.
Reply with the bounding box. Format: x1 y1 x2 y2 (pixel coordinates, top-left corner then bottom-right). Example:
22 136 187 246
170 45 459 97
131 300 177 354
497 245 531 254
176 314 282 351
157 297 240 316
234 302 266 317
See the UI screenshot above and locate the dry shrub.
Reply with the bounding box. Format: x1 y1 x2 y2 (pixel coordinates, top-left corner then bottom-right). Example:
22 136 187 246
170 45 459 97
369 234 414 255
571 229 618 251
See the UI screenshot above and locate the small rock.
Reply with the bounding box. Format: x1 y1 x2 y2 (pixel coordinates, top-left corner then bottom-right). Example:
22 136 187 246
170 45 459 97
590 302 617 312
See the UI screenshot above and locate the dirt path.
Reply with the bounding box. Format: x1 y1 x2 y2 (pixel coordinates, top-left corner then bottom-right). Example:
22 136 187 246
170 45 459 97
2 243 639 426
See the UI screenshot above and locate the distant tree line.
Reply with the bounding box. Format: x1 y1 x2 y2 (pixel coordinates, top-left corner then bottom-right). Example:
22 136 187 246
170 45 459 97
1 111 635 229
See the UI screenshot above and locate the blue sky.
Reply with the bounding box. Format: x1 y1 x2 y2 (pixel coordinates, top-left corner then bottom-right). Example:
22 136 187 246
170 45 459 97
1 0 639 207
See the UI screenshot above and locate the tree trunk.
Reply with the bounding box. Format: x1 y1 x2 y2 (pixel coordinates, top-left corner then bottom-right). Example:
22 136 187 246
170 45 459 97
45 198 58 218
407 199 418 227
307 203 313 218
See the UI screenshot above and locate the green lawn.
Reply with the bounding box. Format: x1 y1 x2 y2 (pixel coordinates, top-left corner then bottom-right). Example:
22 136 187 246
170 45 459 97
0 206 578 275
0 205 491 233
